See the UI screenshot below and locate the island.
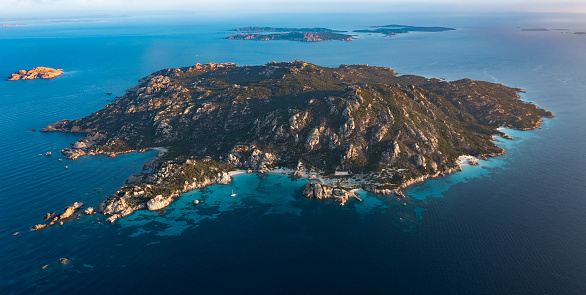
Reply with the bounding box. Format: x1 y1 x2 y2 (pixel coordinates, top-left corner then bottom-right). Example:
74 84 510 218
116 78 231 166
521 28 550 31
354 24 455 36
227 26 353 42
40 60 553 224
8 67 64 81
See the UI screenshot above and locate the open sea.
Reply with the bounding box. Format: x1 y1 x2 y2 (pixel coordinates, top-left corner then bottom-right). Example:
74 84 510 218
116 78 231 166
1 12 586 294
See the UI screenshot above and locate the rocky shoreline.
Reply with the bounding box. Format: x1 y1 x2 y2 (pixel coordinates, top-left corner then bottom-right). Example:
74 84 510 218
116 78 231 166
27 133 531 229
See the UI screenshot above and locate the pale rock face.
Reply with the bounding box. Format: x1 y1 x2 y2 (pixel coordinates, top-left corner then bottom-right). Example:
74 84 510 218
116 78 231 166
392 142 401 157
289 111 309 131
247 149 277 172
83 207 95 215
100 197 145 223
305 127 321 150
339 117 355 137
225 153 241 167
147 195 171 211
59 202 84 220
343 144 362 164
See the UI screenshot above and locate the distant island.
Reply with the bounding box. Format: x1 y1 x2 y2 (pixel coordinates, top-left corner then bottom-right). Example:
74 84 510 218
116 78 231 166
39 61 553 225
354 24 455 36
8 67 64 81
0 24 24 27
226 25 456 42
521 28 550 31
227 26 353 42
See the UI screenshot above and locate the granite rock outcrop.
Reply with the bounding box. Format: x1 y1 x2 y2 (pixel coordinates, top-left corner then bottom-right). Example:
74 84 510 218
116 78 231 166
8 67 63 81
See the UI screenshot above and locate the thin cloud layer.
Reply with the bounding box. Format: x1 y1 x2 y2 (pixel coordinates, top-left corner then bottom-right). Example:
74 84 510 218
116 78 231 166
3 0 586 15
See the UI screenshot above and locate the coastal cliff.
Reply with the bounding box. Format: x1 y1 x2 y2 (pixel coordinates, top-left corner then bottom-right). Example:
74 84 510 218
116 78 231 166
8 67 64 81
42 61 553 222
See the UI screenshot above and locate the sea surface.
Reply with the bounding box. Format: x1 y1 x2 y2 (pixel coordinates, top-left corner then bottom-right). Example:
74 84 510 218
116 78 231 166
1 12 585 294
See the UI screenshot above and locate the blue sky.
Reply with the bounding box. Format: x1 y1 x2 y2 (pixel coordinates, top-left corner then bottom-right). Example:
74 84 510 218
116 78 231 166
3 0 586 16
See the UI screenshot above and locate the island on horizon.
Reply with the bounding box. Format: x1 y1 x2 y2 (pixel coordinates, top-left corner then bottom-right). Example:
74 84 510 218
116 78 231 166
8 67 64 81
354 24 455 36
227 26 353 42
0 24 24 27
37 60 553 227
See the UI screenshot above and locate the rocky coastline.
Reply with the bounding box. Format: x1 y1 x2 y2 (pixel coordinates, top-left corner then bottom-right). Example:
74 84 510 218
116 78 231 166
98 159 232 223
39 61 553 224
8 67 64 81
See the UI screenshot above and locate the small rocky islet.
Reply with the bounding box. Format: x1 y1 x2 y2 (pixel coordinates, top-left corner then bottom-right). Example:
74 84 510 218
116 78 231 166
38 60 552 225
8 67 64 81
31 202 95 231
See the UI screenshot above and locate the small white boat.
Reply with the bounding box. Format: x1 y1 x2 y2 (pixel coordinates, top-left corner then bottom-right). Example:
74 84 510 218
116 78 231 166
230 190 237 197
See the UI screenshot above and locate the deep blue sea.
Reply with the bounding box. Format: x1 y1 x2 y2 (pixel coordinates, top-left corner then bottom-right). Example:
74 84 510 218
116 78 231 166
1 12 586 294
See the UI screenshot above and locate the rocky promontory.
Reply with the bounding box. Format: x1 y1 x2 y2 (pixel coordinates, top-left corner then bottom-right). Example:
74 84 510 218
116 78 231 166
8 67 64 81
42 60 553 222
98 159 231 223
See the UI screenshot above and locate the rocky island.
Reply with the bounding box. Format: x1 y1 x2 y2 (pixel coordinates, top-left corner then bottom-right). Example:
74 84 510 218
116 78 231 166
354 25 455 36
41 60 553 223
8 67 64 81
227 26 353 42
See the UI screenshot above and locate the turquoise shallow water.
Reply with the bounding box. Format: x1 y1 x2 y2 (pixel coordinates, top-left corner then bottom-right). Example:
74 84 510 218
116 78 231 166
1 12 586 294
